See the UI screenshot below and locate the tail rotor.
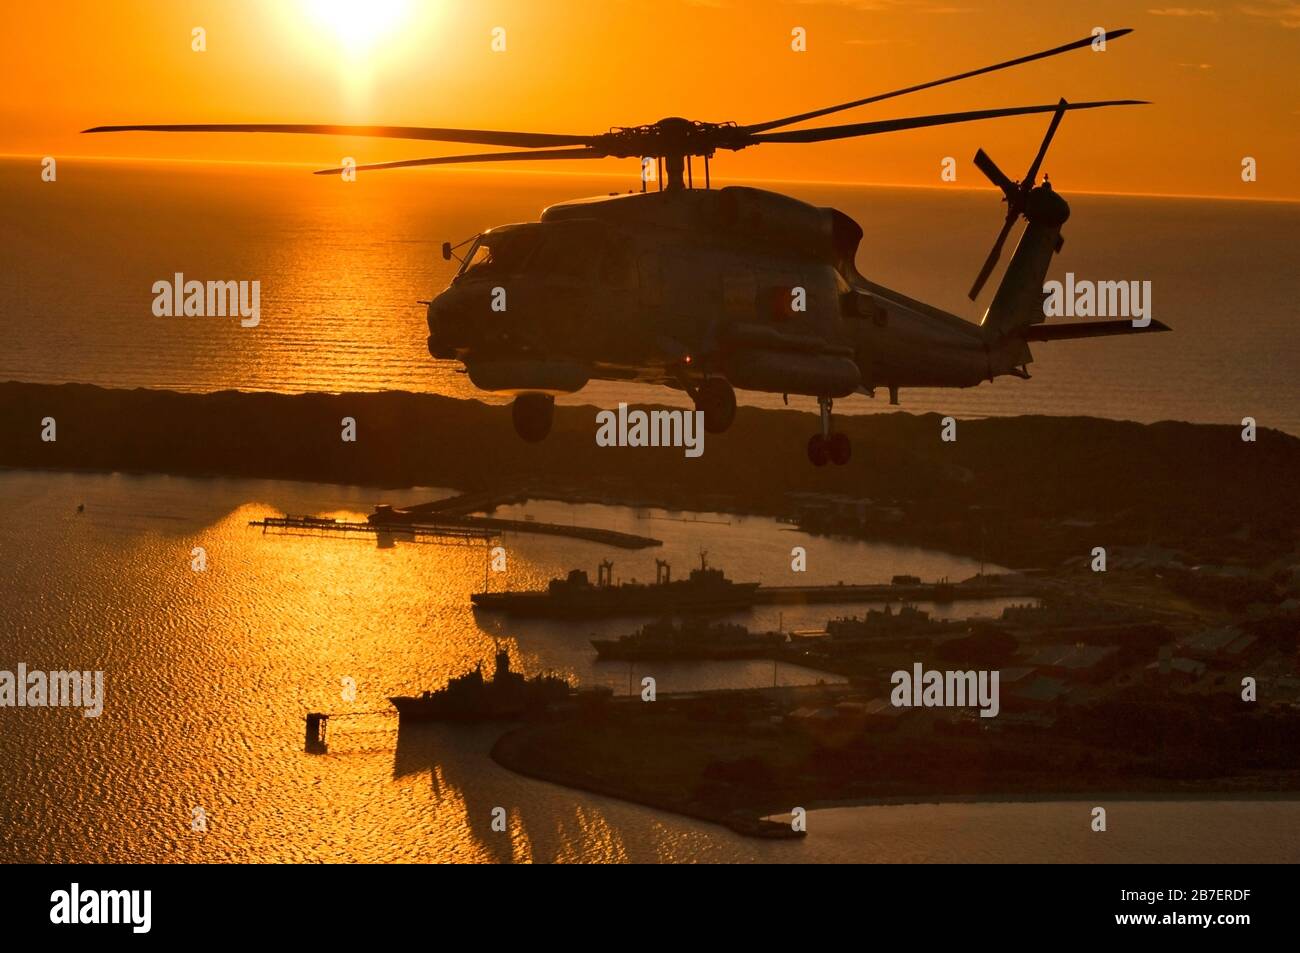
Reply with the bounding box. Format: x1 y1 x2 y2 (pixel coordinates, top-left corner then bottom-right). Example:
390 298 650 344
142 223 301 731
967 98 1069 300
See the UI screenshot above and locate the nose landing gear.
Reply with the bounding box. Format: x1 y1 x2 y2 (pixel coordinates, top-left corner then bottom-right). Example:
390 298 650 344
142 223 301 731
807 396 851 466
512 393 555 442
694 377 737 434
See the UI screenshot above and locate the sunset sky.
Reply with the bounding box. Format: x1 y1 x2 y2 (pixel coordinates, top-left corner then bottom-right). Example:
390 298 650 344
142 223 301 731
4 0 1297 199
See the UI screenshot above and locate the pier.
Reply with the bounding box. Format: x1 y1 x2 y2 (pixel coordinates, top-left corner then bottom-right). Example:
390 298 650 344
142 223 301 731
473 575 1042 618
369 499 662 550
751 580 1038 606
249 510 662 550
250 515 496 545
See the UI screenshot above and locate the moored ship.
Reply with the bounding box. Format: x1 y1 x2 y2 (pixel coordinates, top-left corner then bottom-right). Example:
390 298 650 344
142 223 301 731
591 617 787 661
472 553 760 618
825 604 954 640
389 649 572 721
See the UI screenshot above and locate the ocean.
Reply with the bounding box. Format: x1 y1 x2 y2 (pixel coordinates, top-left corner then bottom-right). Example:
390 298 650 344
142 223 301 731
2 157 1297 433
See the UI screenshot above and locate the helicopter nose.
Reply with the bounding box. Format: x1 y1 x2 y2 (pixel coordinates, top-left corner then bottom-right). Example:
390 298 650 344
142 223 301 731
426 295 463 359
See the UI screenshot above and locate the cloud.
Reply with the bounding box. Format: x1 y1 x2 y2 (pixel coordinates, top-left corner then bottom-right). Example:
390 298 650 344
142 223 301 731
1178 61 1214 68
1147 7 1219 16
1239 1 1300 27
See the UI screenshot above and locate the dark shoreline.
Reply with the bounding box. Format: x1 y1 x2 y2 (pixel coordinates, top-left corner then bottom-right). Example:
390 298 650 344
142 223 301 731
4 381 1298 568
491 719 1300 841
490 701 1300 840
490 727 804 839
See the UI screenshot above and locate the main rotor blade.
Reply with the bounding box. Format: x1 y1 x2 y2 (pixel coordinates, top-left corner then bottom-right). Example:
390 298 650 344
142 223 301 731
1024 98 1068 186
747 99 1146 145
973 148 1016 196
83 123 596 150
968 215 1018 301
743 28 1134 134
313 147 607 175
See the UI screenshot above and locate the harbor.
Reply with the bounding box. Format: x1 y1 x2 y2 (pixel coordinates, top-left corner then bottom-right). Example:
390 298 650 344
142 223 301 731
9 469 1299 861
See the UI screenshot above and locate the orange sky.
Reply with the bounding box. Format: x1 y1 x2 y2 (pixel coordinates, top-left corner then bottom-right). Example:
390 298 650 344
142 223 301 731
4 0 1297 199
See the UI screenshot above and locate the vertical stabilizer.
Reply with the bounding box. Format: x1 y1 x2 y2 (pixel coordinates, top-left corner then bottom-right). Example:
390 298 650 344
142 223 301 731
980 183 1070 339
965 99 1073 341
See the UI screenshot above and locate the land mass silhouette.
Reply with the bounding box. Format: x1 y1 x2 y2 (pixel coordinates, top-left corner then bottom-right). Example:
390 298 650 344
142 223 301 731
1 382 1295 568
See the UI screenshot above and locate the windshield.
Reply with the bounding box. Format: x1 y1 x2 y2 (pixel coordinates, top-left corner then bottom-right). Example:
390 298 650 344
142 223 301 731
454 222 624 284
456 230 541 279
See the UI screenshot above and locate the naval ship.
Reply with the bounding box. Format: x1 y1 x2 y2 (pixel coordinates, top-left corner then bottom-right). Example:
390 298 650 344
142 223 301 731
825 604 955 640
591 618 787 661
389 649 572 721
471 553 760 618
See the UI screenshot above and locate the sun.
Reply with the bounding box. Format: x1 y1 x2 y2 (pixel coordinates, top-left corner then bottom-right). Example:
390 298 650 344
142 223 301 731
300 0 412 57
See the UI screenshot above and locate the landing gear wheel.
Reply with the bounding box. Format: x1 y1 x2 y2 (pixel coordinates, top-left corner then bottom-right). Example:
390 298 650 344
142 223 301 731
807 433 829 467
512 394 554 442
827 431 851 466
695 377 737 434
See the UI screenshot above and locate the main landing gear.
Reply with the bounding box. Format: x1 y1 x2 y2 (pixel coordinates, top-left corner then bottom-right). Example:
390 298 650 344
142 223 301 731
692 377 737 434
512 393 554 442
807 396 851 467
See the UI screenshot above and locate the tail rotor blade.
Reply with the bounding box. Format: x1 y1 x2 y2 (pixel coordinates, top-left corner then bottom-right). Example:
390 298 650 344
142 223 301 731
968 215 1017 300
973 148 1016 197
1024 98 1068 186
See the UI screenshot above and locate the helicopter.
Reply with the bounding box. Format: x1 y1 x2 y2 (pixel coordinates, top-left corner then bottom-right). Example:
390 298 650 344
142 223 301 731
86 28 1169 465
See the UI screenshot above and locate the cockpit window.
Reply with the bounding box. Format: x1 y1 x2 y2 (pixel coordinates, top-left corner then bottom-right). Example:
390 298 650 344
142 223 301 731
458 240 492 276
457 230 541 279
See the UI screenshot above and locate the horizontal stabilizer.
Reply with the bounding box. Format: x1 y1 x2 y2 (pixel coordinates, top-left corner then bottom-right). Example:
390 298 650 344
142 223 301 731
1022 319 1171 342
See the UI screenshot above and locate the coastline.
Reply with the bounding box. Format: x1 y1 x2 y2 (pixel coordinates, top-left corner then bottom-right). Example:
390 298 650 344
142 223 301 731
489 667 1300 841
491 721 1300 840
491 726 805 839
783 790 1300 812
4 381 1299 569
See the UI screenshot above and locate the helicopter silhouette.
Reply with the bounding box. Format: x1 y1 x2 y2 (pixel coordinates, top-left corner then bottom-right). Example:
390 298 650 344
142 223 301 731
86 29 1168 465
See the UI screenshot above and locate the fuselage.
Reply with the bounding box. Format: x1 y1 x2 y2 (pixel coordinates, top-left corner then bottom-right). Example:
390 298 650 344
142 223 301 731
427 185 1023 401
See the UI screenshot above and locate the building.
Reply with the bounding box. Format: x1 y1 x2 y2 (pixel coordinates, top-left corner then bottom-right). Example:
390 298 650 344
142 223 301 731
1177 626 1257 662
1026 643 1122 682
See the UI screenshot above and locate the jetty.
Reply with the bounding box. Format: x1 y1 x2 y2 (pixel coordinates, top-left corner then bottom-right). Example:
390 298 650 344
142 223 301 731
750 578 1034 605
249 515 496 545
368 501 662 550
248 505 662 551
474 564 1041 618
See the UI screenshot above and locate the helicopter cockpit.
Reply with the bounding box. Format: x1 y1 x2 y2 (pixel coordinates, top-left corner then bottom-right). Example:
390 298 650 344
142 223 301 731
455 226 544 280
454 220 632 287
